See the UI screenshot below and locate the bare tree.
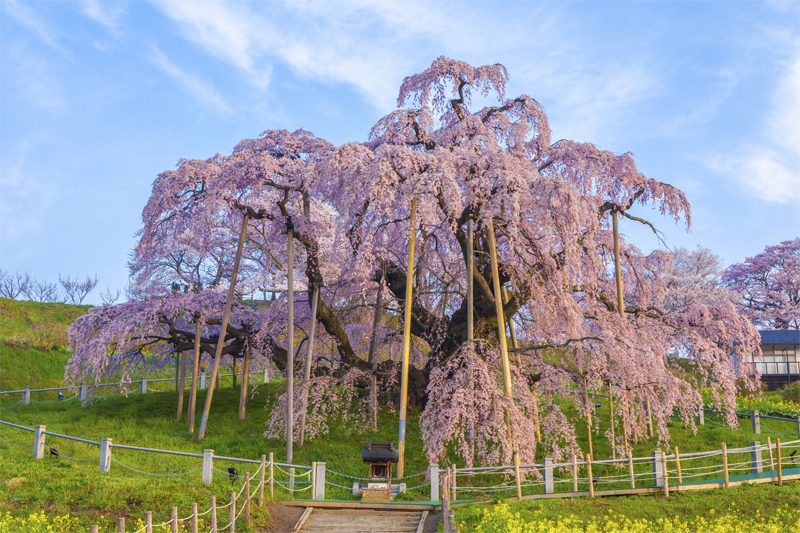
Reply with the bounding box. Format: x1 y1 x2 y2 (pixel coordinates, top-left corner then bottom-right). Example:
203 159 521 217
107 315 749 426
58 274 100 305
0 270 31 300
24 278 61 303
100 287 121 304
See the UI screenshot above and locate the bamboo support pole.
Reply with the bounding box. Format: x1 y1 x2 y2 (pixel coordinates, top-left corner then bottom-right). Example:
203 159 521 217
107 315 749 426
467 217 476 462
198 213 250 440
662 454 669 498
187 318 201 432
486 214 522 501
210 496 217 533
608 382 616 459
176 352 187 421
767 436 775 469
583 381 593 459
776 439 782 485
366 284 382 432
628 449 635 489
171 506 178 533
300 287 320 442
245 472 251 527
622 394 630 451
722 442 729 488
258 454 266 506
646 400 654 439
191 503 198 533
587 455 594 497
145 511 152 533
397 196 418 478
612 210 624 316
269 452 274 499
286 228 295 463
572 453 578 492
452 463 457 501
238 344 251 420
674 446 682 484
229 492 235 533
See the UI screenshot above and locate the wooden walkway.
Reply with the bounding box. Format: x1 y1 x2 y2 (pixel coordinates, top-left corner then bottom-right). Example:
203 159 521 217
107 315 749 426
291 508 428 533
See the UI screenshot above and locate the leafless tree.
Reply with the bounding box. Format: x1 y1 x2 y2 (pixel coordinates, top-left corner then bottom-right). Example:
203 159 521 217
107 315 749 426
0 270 31 300
24 278 61 303
100 287 121 304
58 274 99 305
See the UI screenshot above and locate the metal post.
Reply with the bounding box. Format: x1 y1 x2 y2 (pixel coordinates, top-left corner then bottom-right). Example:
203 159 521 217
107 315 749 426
653 450 664 487
22 387 30 404
543 457 554 494
314 462 326 500
99 438 112 473
486 214 522 501
300 286 320 443
752 410 760 434
33 425 46 459
751 441 763 474
202 449 214 484
430 464 439 502
286 228 295 463
139 378 147 395
198 213 250 440
397 196 417 478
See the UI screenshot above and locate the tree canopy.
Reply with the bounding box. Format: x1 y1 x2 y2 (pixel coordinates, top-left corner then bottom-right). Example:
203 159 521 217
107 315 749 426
68 57 760 466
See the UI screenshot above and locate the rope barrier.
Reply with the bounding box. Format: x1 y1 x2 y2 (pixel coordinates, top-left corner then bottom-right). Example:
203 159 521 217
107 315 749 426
325 480 355 491
45 445 99 462
0 435 33 447
111 458 202 477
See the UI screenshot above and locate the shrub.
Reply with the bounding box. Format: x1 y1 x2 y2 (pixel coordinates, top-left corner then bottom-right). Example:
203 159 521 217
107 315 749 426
780 381 800 404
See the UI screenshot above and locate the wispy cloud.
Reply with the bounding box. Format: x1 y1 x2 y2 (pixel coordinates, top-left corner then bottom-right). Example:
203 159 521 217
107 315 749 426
148 45 229 114
79 0 126 33
2 0 69 54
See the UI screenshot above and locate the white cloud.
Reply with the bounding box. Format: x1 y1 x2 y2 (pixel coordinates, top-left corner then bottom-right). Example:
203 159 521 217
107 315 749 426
79 0 126 32
2 0 68 54
148 45 230 114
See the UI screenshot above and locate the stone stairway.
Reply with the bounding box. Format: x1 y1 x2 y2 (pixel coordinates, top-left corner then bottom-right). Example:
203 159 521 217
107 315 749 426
293 508 428 533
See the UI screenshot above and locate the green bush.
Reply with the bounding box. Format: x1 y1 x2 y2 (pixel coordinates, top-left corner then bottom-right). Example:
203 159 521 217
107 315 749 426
780 381 800 404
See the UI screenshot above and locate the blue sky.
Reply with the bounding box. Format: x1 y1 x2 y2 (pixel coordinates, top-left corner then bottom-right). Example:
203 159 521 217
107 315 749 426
1 1 798 304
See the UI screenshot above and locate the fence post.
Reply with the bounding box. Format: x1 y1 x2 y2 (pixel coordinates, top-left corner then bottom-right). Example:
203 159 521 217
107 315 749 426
269 452 274 500
259 454 266 506
430 463 439 501
79 383 88 402
750 441 764 473
229 491 236 533
451 463 457 501
203 449 214 484
116 517 125 533
653 449 664 487
776 438 783 486
90 526 98 533
264 369 268 384
697 408 704 426
145 511 152 533
210 496 217 533
99 438 112 473
171 506 178 533
199 373 207 390
22 387 30 404
752 410 760 434
311 462 317 499
245 472 251 527
191 503 198 533
722 442 729 488
140 378 147 395
543 457 554 494
33 425 46 459
796 416 800 439
314 462 326 500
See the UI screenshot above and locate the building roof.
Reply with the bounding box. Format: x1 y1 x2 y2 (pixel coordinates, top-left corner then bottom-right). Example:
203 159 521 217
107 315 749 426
759 330 800 344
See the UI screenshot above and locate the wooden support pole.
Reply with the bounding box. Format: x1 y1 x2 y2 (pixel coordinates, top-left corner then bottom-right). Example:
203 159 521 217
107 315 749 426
612 210 625 316
572 453 578 492
646 400 654 439
767 436 775 469
210 496 217 533
229 491 236 533
486 214 522 501
451 463 457 501
300 287 320 442
259 454 266 506
608 383 616 459
145 511 152 533
662 453 669 498
622 394 630 451
587 455 594 498
467 216 474 342
398 196 417 478
366 283 383 432
674 446 682 484
722 442 729 488
198 213 250 440
628 449 635 489
583 382 594 459
286 228 295 465
269 452 274 500
187 318 201 432
177 352 187 421
117 517 125 533
776 438 783 486
171 506 178 533
245 472 251 527
238 344 251 420
191 503 198 533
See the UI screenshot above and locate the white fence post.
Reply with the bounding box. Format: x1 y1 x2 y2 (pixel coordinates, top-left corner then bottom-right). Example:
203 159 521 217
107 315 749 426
652 449 664 487
796 416 800 439
263 370 268 384
100 438 113 472
140 378 147 394
750 441 763 474
203 449 214 484
79 383 88 402
430 464 439 502
314 463 326 500
543 457 554 494
697 409 704 426
752 410 760 434
33 425 46 459
22 387 30 404
199 373 207 390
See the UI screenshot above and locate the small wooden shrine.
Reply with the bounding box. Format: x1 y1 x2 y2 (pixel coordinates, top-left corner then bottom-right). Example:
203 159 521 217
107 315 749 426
352 442 405 501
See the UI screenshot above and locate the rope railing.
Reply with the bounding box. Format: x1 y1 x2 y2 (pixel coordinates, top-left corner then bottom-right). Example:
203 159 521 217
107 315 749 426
113 458 202 477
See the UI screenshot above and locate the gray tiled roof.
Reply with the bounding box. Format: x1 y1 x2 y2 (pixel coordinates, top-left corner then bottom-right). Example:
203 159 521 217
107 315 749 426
759 330 800 344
